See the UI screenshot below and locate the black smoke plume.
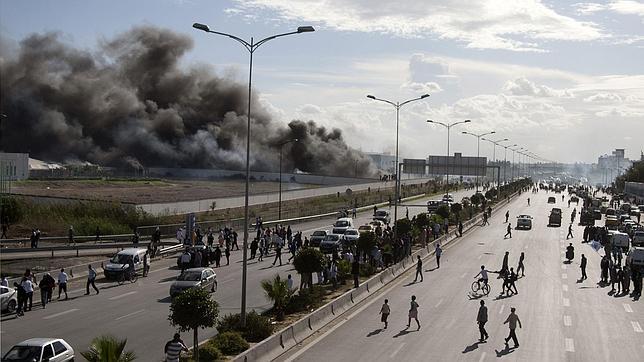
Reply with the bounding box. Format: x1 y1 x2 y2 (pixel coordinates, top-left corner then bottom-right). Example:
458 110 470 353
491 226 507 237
0 26 376 177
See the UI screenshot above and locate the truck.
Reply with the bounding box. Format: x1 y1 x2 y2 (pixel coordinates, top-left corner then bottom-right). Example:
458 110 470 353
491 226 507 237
549 208 562 227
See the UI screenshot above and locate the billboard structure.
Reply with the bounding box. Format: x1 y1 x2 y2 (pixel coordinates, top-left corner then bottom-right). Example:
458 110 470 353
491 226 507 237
402 158 427 175
427 153 487 177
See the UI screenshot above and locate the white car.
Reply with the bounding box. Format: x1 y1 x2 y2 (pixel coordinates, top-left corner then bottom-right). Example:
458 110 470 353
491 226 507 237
2 338 74 362
1 285 18 314
516 215 533 230
342 228 360 244
358 225 375 234
332 218 354 235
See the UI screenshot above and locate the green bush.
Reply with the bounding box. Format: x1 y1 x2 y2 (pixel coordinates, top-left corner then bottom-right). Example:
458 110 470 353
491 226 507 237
199 342 223 361
0 196 23 226
217 311 273 343
336 259 351 282
436 205 450 220
450 203 462 216
395 218 412 236
357 232 376 257
359 263 376 277
470 193 483 205
413 213 430 230
285 285 326 314
212 332 249 355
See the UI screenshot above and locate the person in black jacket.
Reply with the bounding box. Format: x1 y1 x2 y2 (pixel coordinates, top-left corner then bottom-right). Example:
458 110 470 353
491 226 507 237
580 254 587 280
352 259 360 288
477 300 489 342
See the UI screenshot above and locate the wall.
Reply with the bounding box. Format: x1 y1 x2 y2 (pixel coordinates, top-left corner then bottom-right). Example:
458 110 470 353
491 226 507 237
0 152 29 181
625 182 644 202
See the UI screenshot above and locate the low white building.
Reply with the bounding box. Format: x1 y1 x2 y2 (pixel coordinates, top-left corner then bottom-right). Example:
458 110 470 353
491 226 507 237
0 152 29 181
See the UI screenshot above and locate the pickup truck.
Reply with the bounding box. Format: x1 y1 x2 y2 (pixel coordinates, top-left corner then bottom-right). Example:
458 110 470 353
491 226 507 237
549 208 562 227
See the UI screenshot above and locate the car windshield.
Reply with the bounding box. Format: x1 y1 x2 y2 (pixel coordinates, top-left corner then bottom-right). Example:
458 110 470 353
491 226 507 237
2 346 42 361
345 230 358 235
334 221 349 227
312 231 326 236
177 271 202 281
518 215 531 219
358 226 371 230
325 235 339 241
110 254 132 264
375 211 387 216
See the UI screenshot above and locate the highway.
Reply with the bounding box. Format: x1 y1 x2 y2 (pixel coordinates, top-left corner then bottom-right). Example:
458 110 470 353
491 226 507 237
0 189 472 359
278 191 644 362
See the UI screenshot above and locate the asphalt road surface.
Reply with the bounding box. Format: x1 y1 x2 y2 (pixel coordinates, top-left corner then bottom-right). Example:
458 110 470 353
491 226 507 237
0 188 473 360
278 191 644 362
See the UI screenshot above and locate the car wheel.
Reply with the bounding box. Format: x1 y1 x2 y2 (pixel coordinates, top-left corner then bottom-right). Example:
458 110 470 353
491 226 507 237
7 299 16 313
212 281 218 293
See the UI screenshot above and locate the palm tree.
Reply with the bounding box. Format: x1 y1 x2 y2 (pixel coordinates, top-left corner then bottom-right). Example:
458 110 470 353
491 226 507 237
261 274 295 320
81 335 136 362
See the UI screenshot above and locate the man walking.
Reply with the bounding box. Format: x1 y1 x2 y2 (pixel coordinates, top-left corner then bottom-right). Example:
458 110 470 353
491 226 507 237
86 265 99 295
477 300 489 342
413 255 423 282
458 221 464 237
517 252 525 277
435 243 442 269
379 299 391 329
501 252 509 276
164 333 189 362
504 223 512 239
352 258 360 288
503 307 522 348
505 211 510 223
407 295 421 330
39 273 55 308
580 254 587 280
272 243 282 266
57 268 69 300
567 224 574 239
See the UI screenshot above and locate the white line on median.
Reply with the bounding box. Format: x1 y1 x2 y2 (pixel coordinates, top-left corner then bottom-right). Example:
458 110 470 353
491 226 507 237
109 291 137 301
43 308 79 320
563 315 572 327
390 342 406 358
115 309 145 321
479 352 486 362
623 304 633 313
563 298 570 307
565 338 575 352
632 321 643 333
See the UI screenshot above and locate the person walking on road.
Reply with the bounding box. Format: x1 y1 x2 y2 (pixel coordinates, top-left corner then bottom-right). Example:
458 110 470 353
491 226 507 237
505 211 510 223
482 213 490 226
68 225 74 246
435 243 443 269
414 255 423 282
600 255 609 284
503 307 522 348
213 246 222 267
527 198 530 206
379 299 391 329
180 250 191 272
504 224 512 239
85 265 99 295
567 224 574 239
458 221 464 237
477 300 489 342
352 259 360 288
39 273 55 308
20 277 34 312
57 268 69 300
501 252 509 276
580 254 587 281
225 246 231 266
272 243 282 266
407 295 421 330
164 333 189 362
517 252 525 277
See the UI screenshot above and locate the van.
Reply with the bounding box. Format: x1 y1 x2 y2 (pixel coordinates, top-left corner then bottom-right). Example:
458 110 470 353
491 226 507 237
104 248 148 280
608 231 630 252
632 231 644 247
332 218 354 235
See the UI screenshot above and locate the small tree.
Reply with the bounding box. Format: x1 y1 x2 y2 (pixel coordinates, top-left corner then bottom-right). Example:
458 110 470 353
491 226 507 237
293 248 325 289
470 193 483 206
357 231 376 261
0 196 23 229
81 335 136 362
261 274 295 320
169 288 219 361
395 218 412 237
413 213 430 231
436 205 450 220
450 203 462 216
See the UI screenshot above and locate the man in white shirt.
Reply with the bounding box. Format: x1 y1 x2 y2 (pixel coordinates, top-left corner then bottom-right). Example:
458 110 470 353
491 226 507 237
58 268 69 300
286 274 294 290
21 277 34 311
474 265 490 286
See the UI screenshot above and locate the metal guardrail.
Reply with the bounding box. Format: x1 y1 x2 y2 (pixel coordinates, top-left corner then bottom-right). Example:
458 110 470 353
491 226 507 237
0 233 152 246
0 241 178 259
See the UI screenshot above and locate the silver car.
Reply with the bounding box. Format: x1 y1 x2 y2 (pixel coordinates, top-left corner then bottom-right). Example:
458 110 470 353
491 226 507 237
516 215 533 230
170 267 217 298
1 285 18 314
2 338 74 362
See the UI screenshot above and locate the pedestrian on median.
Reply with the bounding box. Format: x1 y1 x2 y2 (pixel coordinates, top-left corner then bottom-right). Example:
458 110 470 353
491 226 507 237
435 243 442 269
352 258 360 288
477 300 489 342
458 221 463 237
68 225 74 246
164 333 189 362
566 224 574 239
580 254 587 281
503 307 522 348
504 224 512 239
86 265 99 295
517 252 525 277
407 295 421 330
379 299 390 329
414 255 423 282
57 268 69 300
225 246 231 266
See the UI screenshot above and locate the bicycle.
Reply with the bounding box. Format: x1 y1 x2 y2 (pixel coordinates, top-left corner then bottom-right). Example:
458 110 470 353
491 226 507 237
117 267 138 285
471 279 490 295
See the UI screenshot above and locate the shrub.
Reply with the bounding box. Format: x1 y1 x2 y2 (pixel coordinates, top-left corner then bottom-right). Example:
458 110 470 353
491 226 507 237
336 259 351 283
285 285 325 314
359 263 376 277
293 248 325 289
261 274 295 320
357 232 376 257
436 205 450 220
470 193 483 205
395 218 412 236
217 311 273 343
212 332 249 355
413 212 430 231
199 343 223 361
450 203 462 216
0 196 23 226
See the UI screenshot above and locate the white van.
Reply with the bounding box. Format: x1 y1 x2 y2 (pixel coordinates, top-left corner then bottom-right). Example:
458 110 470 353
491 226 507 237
332 218 354 235
608 231 630 252
104 248 148 280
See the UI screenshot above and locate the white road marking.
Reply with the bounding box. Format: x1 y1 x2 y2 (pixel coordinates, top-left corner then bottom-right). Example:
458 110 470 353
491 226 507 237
220 278 235 284
390 342 406 358
562 285 568 292
109 291 137 301
563 315 572 327
43 308 79 320
632 321 643 333
565 338 575 352
435 298 443 308
478 352 486 362
561 265 567 270
623 304 633 313
478 254 483 260
563 298 570 307
499 304 505 314
460 272 467 279
446 317 456 329
116 309 145 321
561 273 568 279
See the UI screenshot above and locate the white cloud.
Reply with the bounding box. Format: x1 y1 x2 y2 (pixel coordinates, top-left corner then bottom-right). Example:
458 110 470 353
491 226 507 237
296 103 323 114
401 81 443 94
576 1 644 18
583 92 623 102
503 77 574 98
232 0 604 51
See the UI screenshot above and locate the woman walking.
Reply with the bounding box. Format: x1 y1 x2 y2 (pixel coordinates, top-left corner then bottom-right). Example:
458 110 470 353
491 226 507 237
407 295 420 330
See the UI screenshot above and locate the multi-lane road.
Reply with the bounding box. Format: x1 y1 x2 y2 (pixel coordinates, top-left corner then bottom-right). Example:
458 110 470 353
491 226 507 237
0 189 473 359
278 191 644 361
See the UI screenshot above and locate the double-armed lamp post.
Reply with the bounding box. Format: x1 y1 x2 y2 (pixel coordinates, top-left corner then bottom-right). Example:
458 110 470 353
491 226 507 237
427 119 471 196
461 130 495 193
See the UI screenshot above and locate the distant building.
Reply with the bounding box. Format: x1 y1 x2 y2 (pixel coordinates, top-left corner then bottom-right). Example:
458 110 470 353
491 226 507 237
0 152 29 181
598 148 632 175
366 152 397 173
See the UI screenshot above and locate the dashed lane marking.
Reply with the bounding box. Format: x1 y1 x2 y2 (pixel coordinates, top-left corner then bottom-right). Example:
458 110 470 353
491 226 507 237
632 321 643 333
562 285 568 292
115 309 145 321
478 254 483 260
563 298 570 307
478 352 486 362
561 265 567 270
564 315 572 327
435 298 443 308
108 291 137 301
499 304 505 314
565 338 575 352
623 304 633 313
561 273 568 279
43 308 79 320
460 272 467 279
390 342 406 358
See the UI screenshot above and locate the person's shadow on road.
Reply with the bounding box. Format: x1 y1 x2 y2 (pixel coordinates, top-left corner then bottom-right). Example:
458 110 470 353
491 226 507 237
462 341 485 354
366 328 383 337
495 345 516 357
425 267 439 272
392 329 416 338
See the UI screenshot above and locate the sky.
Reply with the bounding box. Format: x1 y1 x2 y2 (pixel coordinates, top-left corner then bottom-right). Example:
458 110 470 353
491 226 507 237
1 0 643 164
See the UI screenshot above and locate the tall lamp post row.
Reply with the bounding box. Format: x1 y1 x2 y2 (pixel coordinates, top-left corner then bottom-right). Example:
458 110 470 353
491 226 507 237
192 22 315 327
461 130 495 193
427 119 470 196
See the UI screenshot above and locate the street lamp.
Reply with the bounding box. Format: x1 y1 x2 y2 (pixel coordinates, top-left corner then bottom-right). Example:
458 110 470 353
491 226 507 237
427 119 471 196
193 22 314 327
481 137 508 187
509 146 524 180
501 143 516 184
367 93 429 244
277 138 298 220
461 130 495 193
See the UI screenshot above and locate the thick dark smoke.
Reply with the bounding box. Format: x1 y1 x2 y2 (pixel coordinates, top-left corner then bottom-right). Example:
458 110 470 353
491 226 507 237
0 26 376 177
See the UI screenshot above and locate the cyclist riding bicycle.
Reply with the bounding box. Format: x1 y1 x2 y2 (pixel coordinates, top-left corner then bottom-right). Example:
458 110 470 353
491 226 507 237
474 265 490 286
127 258 135 278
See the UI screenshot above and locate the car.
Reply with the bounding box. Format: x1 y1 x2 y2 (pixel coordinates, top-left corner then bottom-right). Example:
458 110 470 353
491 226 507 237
593 209 602 220
442 194 454 203
103 248 148 280
547 197 556 204
358 225 375 234
605 208 616 217
309 230 328 247
427 200 442 212
608 231 630 252
332 218 354 235
2 338 74 362
605 215 619 229
549 208 562 227
626 246 644 267
639 205 644 213
170 267 217 298
342 228 360 244
369 220 384 228
319 234 342 254
630 209 640 218
373 210 391 224
516 215 533 230
633 231 644 247
1 285 18 314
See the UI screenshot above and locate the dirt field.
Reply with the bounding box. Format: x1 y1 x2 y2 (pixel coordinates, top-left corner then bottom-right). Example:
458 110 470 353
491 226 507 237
11 179 314 204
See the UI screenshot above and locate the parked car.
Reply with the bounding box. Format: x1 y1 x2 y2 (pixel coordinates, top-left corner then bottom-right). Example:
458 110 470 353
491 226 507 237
2 338 74 362
332 218 354 235
358 225 375 234
103 248 148 280
1 285 18 314
633 231 644 247
342 228 360 244
170 267 217 298
605 215 619 229
605 208 616 217
319 234 342 254
547 197 556 204
608 231 630 252
626 246 644 268
549 208 562 227
309 230 328 247
373 210 391 224
442 194 454 203
368 220 385 229
516 215 533 230
427 200 442 212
